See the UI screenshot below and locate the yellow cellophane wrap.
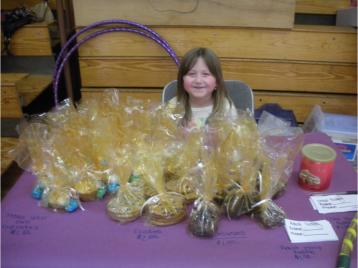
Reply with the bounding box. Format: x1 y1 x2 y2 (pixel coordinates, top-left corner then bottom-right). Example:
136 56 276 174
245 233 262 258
139 140 186 226
188 148 221 237
11 90 303 225
250 157 286 228
215 114 260 209
164 128 202 202
106 146 145 223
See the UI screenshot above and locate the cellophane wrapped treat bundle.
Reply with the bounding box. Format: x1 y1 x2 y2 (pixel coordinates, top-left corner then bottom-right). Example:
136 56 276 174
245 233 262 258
188 137 221 238
10 90 303 235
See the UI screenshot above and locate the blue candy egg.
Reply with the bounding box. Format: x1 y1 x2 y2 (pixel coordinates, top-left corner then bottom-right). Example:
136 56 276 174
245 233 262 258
65 199 79 213
107 183 120 194
31 184 44 200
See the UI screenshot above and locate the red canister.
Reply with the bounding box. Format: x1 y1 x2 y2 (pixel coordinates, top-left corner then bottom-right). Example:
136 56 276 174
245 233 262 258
298 143 337 191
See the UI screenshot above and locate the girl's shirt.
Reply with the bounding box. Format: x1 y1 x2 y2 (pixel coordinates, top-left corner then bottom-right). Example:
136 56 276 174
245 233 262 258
167 97 237 129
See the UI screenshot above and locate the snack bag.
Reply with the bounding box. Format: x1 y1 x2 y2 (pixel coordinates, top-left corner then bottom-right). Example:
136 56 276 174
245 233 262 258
12 121 52 199
216 113 260 206
258 111 304 198
139 142 186 226
251 158 286 228
188 149 221 238
164 128 203 202
107 147 145 223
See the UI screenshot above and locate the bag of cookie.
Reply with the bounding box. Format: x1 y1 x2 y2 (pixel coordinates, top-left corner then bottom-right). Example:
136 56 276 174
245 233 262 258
139 143 187 226
106 149 145 223
164 129 203 203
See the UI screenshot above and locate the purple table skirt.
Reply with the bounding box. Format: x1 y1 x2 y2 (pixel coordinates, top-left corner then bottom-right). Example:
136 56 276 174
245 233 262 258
2 133 357 268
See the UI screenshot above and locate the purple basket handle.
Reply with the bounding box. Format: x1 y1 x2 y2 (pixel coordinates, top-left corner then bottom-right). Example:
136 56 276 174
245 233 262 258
54 19 178 76
53 19 180 106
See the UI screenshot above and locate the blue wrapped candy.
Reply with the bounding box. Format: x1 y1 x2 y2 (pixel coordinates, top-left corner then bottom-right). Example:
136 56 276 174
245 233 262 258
107 182 120 194
65 198 79 213
31 184 44 200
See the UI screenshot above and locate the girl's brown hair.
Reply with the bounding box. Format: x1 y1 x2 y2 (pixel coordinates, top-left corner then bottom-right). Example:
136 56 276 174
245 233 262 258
177 47 231 125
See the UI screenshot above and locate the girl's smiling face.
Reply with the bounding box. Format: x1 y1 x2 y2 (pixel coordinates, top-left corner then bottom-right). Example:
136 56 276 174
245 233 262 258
183 57 217 107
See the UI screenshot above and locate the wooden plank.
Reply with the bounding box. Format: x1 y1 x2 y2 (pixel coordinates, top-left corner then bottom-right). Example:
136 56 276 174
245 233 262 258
1 73 28 86
1 86 23 118
1 73 28 119
16 75 52 106
81 88 357 123
79 58 357 94
255 91 357 122
10 22 52 56
77 25 357 63
295 0 351 14
1 137 18 174
73 0 295 29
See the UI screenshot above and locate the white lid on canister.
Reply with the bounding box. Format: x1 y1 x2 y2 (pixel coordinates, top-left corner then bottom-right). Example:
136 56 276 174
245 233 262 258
302 143 337 163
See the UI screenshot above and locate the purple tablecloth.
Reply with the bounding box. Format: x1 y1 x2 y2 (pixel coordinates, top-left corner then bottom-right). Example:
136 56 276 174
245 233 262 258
2 133 357 268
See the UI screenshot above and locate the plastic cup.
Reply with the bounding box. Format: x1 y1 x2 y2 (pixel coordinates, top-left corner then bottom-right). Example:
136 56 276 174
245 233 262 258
298 143 337 191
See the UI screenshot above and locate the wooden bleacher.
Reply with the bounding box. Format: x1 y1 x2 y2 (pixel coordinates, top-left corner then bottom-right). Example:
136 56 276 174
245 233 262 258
71 0 356 123
1 0 55 174
1 74 24 174
9 22 53 56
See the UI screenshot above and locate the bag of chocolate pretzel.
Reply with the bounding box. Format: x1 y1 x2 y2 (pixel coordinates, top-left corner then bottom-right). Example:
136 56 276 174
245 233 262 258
188 146 221 238
251 158 286 228
215 113 260 214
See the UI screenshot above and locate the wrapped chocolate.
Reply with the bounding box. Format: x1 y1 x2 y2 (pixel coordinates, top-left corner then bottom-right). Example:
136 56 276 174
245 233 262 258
223 179 258 219
188 148 221 238
189 196 221 238
251 159 286 228
215 114 260 210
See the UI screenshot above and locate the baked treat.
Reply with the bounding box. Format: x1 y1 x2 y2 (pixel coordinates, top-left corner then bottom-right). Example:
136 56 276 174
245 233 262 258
166 177 197 203
253 199 286 228
73 178 100 201
224 188 257 219
143 192 186 226
107 182 145 223
47 187 69 209
188 197 221 238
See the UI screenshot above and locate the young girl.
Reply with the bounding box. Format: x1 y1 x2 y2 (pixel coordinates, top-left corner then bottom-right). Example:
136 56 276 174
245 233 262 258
168 47 237 129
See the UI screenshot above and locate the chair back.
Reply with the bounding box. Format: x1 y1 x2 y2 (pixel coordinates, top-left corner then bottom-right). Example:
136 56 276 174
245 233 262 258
162 80 254 114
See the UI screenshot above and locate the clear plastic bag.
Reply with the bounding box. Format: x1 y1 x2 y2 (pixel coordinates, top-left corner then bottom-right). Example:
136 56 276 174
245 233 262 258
258 111 304 198
106 148 145 223
188 147 221 238
139 141 186 226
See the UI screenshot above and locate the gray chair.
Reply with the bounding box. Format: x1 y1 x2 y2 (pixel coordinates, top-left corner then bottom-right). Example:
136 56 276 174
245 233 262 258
161 80 254 114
